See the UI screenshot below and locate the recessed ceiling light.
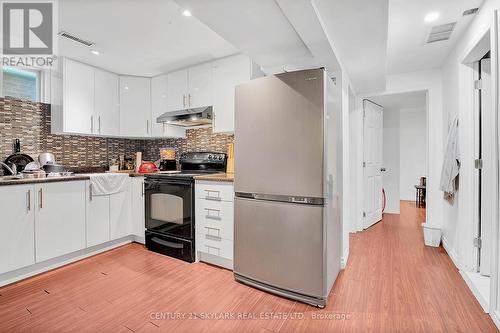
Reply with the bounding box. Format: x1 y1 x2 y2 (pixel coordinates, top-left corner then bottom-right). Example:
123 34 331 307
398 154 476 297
124 86 129 90
90 49 100 55
424 12 440 23
182 9 192 17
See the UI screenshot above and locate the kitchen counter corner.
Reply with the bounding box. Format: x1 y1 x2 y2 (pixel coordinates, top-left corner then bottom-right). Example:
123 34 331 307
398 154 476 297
194 173 234 182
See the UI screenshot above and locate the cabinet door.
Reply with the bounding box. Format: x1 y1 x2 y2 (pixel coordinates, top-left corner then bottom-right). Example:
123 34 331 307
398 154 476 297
0 185 35 274
110 183 132 240
86 182 110 247
188 63 212 108
167 69 188 111
119 76 151 137
151 75 168 137
64 58 94 134
34 181 86 262
131 177 145 241
151 76 186 138
95 69 119 136
212 55 251 133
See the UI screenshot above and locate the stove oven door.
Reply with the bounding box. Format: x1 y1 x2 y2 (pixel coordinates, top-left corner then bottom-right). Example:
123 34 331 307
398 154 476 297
145 178 194 240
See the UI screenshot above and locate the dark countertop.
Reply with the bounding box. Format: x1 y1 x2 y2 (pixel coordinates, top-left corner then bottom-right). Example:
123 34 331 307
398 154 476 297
194 173 234 182
0 175 90 186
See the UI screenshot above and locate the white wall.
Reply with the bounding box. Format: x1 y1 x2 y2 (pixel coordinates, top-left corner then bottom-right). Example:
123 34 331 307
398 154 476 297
400 108 427 200
441 0 499 273
382 108 400 213
440 0 500 322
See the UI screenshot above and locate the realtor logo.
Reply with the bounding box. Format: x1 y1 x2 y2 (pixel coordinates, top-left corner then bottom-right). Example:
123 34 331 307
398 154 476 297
2 2 53 54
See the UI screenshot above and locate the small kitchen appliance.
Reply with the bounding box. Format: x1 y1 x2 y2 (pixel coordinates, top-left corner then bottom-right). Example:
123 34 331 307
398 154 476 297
159 147 177 171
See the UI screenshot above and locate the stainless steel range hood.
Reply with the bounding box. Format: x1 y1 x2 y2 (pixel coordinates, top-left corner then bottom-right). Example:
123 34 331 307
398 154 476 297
156 106 213 127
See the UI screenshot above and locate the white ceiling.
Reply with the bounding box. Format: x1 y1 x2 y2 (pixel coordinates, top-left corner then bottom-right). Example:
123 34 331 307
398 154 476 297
312 0 389 93
58 0 239 76
368 91 426 110
387 0 484 74
173 0 317 74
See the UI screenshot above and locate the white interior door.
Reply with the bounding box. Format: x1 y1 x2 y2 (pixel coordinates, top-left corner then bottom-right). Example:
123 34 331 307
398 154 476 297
363 100 384 229
479 58 493 276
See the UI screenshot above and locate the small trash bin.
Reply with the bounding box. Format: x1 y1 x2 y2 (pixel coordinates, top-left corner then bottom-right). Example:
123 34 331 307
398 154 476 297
422 223 441 247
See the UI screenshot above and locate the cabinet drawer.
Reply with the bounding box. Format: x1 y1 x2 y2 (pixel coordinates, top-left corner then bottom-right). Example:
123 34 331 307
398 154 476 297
195 181 234 202
195 199 234 240
197 234 233 260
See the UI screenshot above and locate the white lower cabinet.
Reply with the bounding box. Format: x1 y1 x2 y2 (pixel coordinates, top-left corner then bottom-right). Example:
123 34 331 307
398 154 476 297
131 177 145 241
34 181 87 262
0 185 35 274
195 181 234 269
86 182 110 247
110 188 132 240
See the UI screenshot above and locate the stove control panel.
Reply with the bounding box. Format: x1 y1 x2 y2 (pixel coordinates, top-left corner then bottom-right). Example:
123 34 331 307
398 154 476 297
179 152 227 165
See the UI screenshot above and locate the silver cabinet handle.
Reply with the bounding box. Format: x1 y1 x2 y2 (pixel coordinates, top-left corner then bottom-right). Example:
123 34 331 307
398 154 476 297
204 208 221 219
205 245 220 256
98 116 101 134
89 183 93 201
188 94 191 107
204 189 221 201
183 94 186 107
142 181 145 197
90 115 94 133
146 120 149 134
163 122 165 134
26 190 31 212
39 188 43 209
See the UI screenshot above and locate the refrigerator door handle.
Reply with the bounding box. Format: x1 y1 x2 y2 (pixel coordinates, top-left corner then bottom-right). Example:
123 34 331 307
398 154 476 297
235 192 324 206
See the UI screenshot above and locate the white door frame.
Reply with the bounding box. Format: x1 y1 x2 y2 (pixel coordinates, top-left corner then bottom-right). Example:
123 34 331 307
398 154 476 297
459 11 499 315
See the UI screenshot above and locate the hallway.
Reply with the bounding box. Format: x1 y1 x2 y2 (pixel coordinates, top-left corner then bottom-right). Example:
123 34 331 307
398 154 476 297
0 202 497 332
319 200 497 332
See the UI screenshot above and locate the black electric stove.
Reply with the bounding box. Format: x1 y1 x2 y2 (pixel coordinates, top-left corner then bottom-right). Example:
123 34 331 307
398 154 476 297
144 152 227 262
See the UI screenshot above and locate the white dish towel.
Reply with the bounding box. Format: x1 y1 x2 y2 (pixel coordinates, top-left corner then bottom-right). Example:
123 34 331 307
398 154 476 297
89 173 129 196
439 116 460 196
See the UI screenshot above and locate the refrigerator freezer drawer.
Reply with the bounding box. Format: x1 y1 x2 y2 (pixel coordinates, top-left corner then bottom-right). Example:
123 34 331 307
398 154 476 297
234 197 325 298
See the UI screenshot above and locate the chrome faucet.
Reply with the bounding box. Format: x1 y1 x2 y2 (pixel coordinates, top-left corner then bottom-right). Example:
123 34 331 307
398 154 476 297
0 162 17 175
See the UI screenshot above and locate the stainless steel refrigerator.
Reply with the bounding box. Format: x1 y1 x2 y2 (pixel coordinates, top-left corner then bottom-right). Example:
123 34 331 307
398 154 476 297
234 68 342 308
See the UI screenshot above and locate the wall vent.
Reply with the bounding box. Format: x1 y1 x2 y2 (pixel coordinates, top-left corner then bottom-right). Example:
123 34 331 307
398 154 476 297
463 8 479 16
426 22 456 44
58 31 95 47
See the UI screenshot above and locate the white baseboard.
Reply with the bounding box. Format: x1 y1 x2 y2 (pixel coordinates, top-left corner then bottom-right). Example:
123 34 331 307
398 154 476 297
441 235 460 268
133 235 145 244
491 310 500 331
460 270 490 313
341 247 349 269
0 236 135 287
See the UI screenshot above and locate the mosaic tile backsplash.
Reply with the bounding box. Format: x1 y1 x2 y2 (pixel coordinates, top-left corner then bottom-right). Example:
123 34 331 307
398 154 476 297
0 98 234 174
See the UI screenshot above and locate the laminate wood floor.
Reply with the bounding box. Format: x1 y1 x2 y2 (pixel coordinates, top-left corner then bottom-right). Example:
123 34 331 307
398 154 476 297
0 201 497 332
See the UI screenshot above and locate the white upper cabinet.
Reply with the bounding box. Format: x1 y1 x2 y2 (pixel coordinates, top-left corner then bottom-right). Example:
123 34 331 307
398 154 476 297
119 76 152 138
61 58 120 136
94 69 119 136
212 54 254 133
63 58 94 134
167 69 189 111
166 64 213 111
187 63 212 108
151 75 186 138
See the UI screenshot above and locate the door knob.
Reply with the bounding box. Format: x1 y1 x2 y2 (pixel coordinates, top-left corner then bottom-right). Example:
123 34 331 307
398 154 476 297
380 167 386 172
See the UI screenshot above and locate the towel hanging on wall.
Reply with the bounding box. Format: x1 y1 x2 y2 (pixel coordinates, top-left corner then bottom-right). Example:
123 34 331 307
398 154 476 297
439 116 460 196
